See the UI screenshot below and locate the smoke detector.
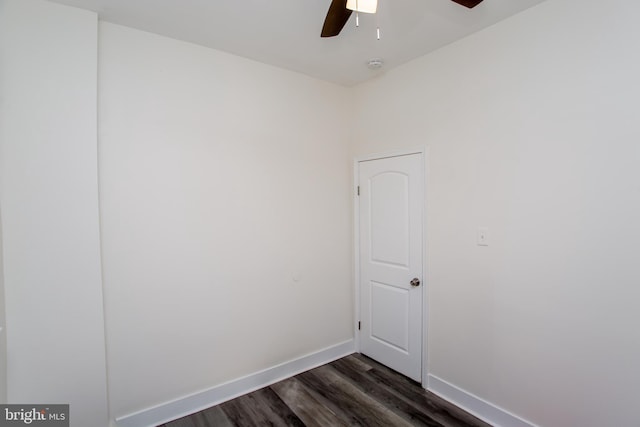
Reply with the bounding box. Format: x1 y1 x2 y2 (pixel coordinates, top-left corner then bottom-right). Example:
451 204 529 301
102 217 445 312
366 58 384 70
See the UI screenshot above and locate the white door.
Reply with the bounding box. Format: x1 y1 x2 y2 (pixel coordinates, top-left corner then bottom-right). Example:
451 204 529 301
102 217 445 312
358 153 423 381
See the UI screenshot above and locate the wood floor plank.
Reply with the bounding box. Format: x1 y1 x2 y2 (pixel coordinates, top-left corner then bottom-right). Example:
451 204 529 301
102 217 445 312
339 353 375 372
254 386 306 427
194 406 234 427
354 354 490 427
220 387 305 427
330 357 443 426
158 353 490 427
297 364 416 427
271 377 348 427
219 393 264 427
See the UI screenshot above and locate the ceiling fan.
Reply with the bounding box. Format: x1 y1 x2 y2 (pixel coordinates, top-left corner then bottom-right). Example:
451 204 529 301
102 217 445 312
321 0 484 37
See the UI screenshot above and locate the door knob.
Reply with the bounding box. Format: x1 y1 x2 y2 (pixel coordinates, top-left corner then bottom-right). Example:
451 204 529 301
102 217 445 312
410 278 421 287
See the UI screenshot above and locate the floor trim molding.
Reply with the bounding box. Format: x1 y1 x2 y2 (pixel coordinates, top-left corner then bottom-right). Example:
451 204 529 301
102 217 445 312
116 339 356 427
427 374 537 427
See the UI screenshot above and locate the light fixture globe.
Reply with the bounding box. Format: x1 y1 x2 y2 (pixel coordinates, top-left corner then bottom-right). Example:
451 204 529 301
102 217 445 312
346 0 378 14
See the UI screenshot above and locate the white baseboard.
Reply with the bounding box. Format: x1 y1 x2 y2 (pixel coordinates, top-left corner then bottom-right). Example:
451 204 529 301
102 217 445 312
427 374 537 427
116 339 355 427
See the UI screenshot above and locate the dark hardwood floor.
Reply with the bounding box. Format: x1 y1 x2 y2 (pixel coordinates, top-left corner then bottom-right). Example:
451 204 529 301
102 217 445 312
159 353 491 427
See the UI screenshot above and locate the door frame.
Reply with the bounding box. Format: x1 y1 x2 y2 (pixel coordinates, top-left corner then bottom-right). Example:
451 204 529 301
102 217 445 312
353 146 429 387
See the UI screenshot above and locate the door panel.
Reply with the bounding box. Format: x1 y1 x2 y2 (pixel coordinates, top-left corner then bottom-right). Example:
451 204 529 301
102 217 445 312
370 281 409 352
359 153 423 381
370 172 410 267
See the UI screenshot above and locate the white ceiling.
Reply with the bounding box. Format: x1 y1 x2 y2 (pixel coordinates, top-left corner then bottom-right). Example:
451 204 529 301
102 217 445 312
48 0 547 86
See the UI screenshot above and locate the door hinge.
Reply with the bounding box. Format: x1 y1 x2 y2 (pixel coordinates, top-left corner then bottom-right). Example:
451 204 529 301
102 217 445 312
357 186 360 196
358 321 361 330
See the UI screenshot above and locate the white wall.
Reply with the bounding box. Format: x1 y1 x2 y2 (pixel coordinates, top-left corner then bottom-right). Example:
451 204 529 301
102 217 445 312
0 209 5 403
0 0 109 425
98 23 353 420
352 0 640 425
6 0 638 425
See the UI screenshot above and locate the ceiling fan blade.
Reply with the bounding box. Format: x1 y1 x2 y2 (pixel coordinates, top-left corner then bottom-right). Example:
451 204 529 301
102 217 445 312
450 0 484 8
321 0 353 37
